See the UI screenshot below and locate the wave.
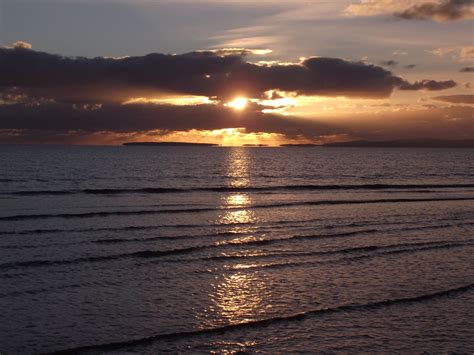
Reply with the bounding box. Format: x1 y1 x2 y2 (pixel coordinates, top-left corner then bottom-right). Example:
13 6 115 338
90 229 378 247
215 240 474 272
0 245 213 270
0 214 417 236
0 222 246 236
2 197 474 221
51 282 474 354
5 183 474 196
1 210 471 238
97 219 463 246
2 218 473 255
92 230 246 244
2 237 291 269
5 218 472 252
0 213 449 236
0 207 214 222
287 221 474 243
0 229 386 269
4 240 473 298
0 178 23 183
4 222 472 270
0 229 408 270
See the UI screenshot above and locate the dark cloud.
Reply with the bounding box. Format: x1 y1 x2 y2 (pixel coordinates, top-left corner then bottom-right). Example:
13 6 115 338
404 64 417 69
0 46 462 144
380 60 398 67
0 47 457 104
0 102 471 144
396 0 474 22
0 102 337 139
398 79 457 91
460 66 474 72
432 94 474 104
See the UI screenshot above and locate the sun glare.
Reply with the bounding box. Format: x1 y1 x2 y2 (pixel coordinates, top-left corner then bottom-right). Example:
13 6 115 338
226 97 248 110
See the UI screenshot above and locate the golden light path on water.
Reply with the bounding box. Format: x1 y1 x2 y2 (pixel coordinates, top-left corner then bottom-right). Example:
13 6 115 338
198 148 273 331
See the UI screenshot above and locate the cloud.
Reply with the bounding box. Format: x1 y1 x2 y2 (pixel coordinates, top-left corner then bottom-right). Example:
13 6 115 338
396 0 474 22
460 66 474 72
0 46 457 106
432 94 474 104
427 46 474 62
0 46 461 144
427 47 456 58
197 48 273 56
0 102 339 140
344 0 474 22
393 50 408 56
404 64 417 69
344 0 416 16
380 60 398 67
398 79 457 90
0 102 471 144
5 41 33 50
459 46 474 61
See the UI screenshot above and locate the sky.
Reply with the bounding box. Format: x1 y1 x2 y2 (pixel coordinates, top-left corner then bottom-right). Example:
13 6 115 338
0 0 473 145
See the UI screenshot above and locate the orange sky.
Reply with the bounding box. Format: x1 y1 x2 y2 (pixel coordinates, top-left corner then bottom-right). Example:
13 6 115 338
0 0 472 145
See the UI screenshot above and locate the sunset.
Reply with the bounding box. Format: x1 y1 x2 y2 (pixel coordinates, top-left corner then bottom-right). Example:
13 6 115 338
0 0 473 146
1 0 473 353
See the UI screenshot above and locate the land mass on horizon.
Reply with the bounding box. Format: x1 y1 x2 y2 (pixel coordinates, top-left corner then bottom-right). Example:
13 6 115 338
123 142 218 147
323 139 474 148
123 139 474 148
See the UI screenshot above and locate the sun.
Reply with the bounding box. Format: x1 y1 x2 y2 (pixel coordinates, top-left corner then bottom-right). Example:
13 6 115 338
226 97 248 110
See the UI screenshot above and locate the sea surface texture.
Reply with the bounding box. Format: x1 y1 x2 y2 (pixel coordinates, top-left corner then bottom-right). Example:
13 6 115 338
1 146 473 353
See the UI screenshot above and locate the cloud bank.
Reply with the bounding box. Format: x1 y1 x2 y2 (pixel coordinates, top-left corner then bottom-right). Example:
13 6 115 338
433 94 474 103
397 0 474 22
0 46 456 105
0 45 464 145
345 0 474 22
0 102 471 145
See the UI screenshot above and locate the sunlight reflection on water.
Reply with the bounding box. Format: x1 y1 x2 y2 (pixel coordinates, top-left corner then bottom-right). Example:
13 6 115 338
226 148 251 188
198 271 273 329
217 148 259 238
211 272 272 324
198 148 272 333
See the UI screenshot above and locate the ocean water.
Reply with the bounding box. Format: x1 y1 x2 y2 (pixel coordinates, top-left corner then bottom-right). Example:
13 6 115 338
0 145 473 354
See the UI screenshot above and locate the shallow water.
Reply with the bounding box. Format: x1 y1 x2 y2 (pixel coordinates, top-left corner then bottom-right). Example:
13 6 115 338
0 146 473 353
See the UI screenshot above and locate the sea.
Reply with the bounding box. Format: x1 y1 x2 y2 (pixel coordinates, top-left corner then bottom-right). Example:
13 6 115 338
0 145 473 354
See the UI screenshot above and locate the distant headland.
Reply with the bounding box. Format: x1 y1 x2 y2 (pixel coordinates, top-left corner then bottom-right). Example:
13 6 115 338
322 139 474 148
123 142 218 147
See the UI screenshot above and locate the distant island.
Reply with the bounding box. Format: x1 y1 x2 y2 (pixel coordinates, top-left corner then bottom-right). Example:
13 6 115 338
123 142 218 147
322 139 474 148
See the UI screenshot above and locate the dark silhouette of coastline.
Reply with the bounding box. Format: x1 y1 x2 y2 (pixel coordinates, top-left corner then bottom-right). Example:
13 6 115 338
322 139 474 148
280 144 321 147
123 142 218 147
